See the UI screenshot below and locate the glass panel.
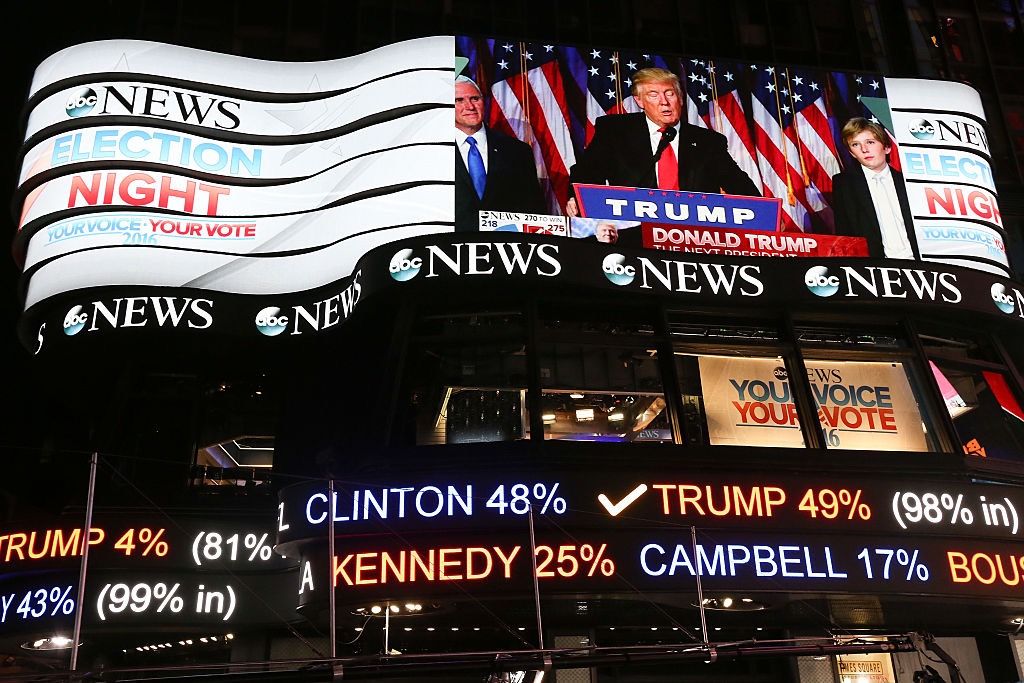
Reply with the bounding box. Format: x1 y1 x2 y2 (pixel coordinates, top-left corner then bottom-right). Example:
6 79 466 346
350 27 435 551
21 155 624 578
939 11 985 64
805 359 935 452
193 374 277 489
1003 102 1024 169
444 388 528 444
412 308 524 338
930 361 1024 461
539 344 670 443
795 325 905 348
917 330 1000 363
978 1 1024 64
540 301 656 337
669 320 780 343
676 353 805 448
904 0 945 78
541 391 671 443
407 342 528 446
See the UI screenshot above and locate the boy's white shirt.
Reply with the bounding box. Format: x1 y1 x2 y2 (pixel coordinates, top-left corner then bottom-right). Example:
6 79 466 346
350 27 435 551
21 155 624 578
860 163 915 260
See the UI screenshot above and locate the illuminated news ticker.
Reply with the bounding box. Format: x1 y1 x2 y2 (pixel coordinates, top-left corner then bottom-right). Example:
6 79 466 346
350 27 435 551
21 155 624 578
0 523 293 570
0 586 74 626
891 490 1018 533
277 481 569 540
191 531 276 566
0 570 303 633
294 532 1024 603
0 581 238 625
276 476 1024 547
0 527 166 566
95 580 236 622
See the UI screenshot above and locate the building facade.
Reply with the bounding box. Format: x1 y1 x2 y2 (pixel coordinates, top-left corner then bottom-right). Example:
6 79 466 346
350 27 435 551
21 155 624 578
5 3 1024 682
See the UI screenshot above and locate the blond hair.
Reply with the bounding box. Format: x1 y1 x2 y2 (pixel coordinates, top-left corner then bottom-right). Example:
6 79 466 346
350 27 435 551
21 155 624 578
841 117 890 148
631 67 681 97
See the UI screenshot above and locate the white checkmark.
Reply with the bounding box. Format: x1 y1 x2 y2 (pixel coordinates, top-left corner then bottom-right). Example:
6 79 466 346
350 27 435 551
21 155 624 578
598 484 648 517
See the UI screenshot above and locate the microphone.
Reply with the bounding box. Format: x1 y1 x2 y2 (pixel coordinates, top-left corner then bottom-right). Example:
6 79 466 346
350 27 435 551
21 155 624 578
653 126 677 162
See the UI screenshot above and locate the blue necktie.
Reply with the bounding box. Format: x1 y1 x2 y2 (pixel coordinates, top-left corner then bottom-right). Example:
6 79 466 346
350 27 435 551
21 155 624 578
466 136 486 199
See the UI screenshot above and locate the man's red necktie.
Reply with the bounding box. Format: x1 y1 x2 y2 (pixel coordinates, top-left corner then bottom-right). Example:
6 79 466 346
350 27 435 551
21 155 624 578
657 126 678 191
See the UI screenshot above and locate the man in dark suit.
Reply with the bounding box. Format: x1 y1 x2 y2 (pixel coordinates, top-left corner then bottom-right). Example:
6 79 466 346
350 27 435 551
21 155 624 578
832 117 920 259
455 76 546 231
566 67 760 217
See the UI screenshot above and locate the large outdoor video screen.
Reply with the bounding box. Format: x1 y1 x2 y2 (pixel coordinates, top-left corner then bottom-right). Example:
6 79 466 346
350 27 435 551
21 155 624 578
13 35 1009 314
455 37 1004 274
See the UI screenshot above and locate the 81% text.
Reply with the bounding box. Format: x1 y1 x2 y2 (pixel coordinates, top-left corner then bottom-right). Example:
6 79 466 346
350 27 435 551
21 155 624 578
192 532 274 566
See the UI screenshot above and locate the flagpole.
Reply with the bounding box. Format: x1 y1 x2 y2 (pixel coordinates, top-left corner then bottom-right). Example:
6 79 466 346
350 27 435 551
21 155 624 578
613 51 622 105
786 69 812 186
769 68 796 207
519 42 533 146
70 452 99 672
709 61 722 133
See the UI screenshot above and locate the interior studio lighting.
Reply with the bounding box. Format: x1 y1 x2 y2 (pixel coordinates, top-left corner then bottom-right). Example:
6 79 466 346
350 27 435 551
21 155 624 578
695 596 765 611
22 636 75 651
354 602 427 616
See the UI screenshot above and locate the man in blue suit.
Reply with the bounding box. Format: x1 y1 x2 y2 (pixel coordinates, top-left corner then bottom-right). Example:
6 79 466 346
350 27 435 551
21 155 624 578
454 76 545 231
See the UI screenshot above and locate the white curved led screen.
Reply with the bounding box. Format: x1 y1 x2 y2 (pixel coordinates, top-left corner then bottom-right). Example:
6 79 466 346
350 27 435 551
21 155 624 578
886 78 1008 276
17 36 455 308
14 37 1017 316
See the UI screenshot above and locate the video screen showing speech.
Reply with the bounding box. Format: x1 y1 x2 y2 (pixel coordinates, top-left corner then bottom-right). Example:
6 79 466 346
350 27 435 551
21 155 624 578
457 36 1007 275
13 36 1009 317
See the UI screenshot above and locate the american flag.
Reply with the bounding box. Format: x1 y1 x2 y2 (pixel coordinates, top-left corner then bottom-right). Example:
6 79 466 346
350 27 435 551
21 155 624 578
683 58 762 193
457 36 894 232
781 67 841 230
574 48 674 144
830 71 901 172
457 37 679 212
750 64 832 231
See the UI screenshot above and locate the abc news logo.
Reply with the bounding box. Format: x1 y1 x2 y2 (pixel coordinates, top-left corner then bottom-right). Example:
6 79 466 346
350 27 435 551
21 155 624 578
64 84 242 129
389 248 421 281
65 87 99 117
990 283 1017 315
804 265 841 297
908 117 989 152
63 305 90 335
602 254 635 286
803 265 962 305
62 298 214 335
387 243 562 282
254 272 363 336
908 119 936 140
255 307 289 336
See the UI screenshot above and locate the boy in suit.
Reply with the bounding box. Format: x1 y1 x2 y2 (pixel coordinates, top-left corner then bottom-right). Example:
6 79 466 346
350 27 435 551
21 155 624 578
832 117 920 259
